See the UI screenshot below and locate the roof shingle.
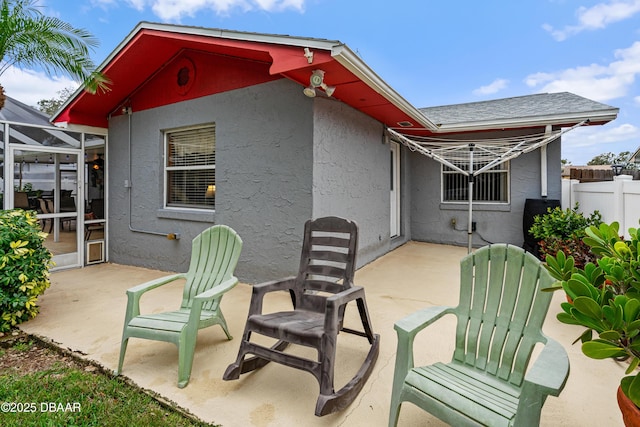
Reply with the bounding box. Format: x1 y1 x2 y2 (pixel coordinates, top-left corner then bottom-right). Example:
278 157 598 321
420 92 617 126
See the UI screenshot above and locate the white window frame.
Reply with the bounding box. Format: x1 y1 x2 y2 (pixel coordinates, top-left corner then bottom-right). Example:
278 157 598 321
441 161 510 204
164 124 216 211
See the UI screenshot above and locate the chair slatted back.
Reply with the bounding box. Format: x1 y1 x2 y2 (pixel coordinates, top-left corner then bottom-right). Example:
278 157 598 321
181 225 243 311
293 217 358 313
38 198 52 214
453 244 555 387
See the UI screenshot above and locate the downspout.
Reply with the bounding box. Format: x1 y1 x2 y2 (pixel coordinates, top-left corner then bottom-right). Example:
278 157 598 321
125 108 180 240
540 125 552 198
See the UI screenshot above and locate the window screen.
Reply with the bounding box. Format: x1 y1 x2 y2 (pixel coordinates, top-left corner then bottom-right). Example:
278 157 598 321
442 162 509 203
165 125 216 210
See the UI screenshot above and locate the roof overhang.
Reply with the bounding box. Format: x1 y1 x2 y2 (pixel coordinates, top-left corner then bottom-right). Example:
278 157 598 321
52 22 439 132
433 111 618 133
52 23 619 137
415 92 619 135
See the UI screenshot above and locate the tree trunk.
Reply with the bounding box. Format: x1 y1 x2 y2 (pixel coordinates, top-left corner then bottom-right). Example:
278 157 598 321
0 84 5 109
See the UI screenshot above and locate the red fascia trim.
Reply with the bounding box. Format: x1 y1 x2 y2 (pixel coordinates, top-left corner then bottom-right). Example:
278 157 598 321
53 111 70 125
54 30 338 125
268 46 334 75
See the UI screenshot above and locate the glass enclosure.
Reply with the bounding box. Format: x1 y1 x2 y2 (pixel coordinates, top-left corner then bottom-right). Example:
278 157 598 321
13 149 80 267
3 121 107 269
0 125 4 210
84 135 106 265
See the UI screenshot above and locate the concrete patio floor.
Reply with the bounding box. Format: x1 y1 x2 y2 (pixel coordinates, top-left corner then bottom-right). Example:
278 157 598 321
21 241 624 426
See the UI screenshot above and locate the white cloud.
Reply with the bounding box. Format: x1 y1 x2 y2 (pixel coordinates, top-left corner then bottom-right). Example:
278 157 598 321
562 122 640 163
544 0 640 41
0 67 78 108
125 0 146 10
472 78 509 96
566 123 639 147
120 0 305 21
525 41 640 102
91 0 118 7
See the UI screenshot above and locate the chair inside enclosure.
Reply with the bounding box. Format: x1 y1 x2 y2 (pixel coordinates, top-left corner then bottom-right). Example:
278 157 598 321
85 198 104 240
37 198 53 233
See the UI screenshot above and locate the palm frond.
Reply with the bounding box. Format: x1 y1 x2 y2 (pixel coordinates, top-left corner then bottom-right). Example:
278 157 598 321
0 0 110 93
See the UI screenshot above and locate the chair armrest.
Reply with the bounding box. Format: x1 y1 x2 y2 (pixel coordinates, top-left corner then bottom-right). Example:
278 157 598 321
394 306 453 341
193 277 239 303
124 273 187 321
323 286 367 333
523 337 570 397
189 277 239 323
126 273 187 297
391 306 454 397
326 286 365 308
249 276 297 315
514 337 570 425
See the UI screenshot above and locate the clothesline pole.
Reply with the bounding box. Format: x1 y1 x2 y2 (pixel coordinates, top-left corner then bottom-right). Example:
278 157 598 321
467 144 474 253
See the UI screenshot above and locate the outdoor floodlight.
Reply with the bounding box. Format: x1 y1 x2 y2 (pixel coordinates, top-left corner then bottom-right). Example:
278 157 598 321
303 86 317 97
321 83 335 96
303 69 335 98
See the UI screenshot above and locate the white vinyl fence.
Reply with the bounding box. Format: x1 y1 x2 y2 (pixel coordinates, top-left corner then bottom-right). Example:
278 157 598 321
562 175 640 237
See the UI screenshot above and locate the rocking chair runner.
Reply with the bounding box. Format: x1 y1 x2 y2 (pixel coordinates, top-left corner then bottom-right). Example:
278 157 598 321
389 244 569 427
117 225 243 388
223 216 380 416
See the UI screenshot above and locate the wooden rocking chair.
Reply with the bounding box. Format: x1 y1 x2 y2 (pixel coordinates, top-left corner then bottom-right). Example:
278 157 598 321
389 244 569 427
223 216 380 416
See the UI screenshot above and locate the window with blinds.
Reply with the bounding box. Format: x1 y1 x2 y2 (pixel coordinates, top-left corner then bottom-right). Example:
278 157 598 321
165 125 216 210
442 162 509 203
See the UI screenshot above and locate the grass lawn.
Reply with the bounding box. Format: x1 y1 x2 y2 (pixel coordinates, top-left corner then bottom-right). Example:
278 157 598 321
0 333 216 427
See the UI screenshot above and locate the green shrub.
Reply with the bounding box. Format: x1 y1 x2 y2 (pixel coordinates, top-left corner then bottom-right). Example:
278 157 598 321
544 222 640 406
529 203 602 268
0 209 53 331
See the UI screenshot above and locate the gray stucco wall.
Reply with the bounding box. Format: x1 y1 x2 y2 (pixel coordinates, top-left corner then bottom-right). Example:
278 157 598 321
107 82 560 281
311 98 407 267
107 79 314 283
408 129 562 248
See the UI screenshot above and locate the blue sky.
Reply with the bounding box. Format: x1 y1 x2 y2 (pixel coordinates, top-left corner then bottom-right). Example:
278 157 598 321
4 0 640 164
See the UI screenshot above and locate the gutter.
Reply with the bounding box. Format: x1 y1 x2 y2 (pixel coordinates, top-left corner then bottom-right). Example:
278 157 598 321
432 110 619 133
331 44 440 132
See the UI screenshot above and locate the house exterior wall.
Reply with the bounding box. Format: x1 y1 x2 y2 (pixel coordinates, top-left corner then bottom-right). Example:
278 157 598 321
408 129 562 248
107 79 314 282
106 62 563 281
311 98 407 267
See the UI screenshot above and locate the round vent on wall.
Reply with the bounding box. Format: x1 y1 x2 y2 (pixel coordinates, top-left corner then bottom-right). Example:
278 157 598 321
175 57 196 95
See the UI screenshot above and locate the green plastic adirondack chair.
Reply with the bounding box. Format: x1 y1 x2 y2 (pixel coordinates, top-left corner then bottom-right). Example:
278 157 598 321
116 225 243 388
389 244 569 427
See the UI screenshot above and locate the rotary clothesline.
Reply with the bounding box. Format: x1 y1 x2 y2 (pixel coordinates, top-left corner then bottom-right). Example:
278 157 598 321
387 120 586 176
386 120 588 252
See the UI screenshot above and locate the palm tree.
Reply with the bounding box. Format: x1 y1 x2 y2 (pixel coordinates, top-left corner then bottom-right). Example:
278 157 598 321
0 0 109 109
